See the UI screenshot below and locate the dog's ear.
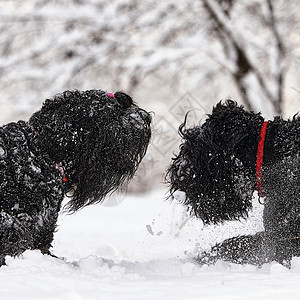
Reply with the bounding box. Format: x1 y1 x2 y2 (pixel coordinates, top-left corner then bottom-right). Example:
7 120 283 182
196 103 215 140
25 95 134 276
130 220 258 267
210 100 263 151
226 130 249 150
115 92 135 109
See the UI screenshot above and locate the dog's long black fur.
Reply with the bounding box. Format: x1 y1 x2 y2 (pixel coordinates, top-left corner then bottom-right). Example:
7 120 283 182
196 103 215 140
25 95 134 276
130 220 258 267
0 90 151 265
167 100 299 266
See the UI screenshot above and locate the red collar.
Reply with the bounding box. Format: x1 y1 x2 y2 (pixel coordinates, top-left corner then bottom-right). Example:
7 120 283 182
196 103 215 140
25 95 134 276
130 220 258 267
256 121 268 198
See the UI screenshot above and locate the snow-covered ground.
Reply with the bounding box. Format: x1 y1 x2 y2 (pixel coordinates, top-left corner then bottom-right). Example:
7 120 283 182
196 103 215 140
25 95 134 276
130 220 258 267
1 189 300 300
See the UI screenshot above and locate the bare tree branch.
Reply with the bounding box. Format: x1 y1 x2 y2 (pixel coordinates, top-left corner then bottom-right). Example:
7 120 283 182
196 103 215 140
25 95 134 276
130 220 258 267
202 0 285 114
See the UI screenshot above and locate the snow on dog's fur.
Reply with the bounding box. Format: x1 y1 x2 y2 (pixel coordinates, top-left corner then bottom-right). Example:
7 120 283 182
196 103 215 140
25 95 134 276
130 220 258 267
0 90 151 265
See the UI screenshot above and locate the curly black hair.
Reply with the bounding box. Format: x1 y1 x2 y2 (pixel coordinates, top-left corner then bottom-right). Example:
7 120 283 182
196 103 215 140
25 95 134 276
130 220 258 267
0 89 151 264
167 100 300 265
29 90 151 211
167 100 263 223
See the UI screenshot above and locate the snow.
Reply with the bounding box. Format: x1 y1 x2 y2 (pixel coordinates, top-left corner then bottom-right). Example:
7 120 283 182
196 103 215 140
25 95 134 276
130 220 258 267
1 189 300 300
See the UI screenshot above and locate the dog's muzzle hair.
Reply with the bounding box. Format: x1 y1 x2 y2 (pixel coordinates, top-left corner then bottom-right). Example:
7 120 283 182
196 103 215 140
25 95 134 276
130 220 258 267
167 126 253 224
29 90 152 211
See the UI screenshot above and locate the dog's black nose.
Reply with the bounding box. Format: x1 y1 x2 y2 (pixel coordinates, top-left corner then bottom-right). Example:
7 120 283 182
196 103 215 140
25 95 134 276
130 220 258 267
114 92 134 109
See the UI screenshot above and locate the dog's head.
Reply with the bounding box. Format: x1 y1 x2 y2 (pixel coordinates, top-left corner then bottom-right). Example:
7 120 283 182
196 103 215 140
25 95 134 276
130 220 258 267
167 100 264 224
29 90 151 211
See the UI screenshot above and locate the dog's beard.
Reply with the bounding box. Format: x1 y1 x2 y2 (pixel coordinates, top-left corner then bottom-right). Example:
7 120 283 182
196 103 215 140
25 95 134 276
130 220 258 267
65 108 151 211
167 126 254 224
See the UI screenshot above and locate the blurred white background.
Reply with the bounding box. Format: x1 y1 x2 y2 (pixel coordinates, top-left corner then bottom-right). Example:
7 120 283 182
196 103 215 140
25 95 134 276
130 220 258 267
0 0 299 192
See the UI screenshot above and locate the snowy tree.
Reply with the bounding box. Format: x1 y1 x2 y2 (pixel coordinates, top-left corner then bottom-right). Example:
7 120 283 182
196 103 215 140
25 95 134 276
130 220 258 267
0 0 298 119
202 0 287 115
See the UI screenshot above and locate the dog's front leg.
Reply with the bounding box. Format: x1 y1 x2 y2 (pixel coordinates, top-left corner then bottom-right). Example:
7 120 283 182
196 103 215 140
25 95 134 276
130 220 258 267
196 231 279 266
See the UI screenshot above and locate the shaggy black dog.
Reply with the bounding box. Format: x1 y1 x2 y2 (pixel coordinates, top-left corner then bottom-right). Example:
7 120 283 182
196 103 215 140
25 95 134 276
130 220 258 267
167 100 299 266
0 90 151 265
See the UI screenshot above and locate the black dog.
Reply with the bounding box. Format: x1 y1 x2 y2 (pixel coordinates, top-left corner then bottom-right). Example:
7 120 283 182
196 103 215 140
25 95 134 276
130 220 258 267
167 100 299 266
0 90 151 265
